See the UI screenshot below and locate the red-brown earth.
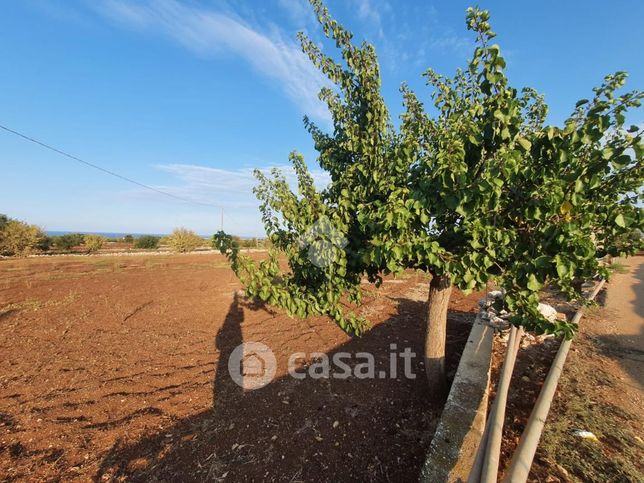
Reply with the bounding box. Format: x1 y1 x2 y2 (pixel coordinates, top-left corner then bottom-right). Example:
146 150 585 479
0 253 483 482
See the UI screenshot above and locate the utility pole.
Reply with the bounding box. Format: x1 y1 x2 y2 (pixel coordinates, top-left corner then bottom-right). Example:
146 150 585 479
220 207 224 232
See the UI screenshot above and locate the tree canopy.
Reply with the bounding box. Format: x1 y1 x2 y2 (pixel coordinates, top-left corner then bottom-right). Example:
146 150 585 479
0 215 46 257
215 1 643 337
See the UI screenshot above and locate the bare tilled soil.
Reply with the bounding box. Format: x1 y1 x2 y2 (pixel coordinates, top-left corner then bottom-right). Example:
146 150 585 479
0 253 482 482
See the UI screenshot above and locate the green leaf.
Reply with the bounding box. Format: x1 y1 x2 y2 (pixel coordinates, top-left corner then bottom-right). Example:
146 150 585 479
611 154 631 169
470 237 483 249
546 127 556 140
527 274 542 291
574 179 584 193
556 261 569 278
445 196 459 210
560 201 573 215
615 214 626 228
534 255 549 269
517 137 531 151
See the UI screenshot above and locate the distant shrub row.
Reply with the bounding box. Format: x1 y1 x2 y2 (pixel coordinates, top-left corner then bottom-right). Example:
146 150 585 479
0 214 268 257
162 228 205 253
134 235 160 249
0 222 104 256
230 236 272 249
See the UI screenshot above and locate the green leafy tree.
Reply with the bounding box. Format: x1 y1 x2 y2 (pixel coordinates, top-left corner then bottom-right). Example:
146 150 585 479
215 1 643 395
0 214 8 232
166 228 204 253
123 234 134 244
84 234 106 253
0 218 46 257
36 235 53 252
134 235 159 249
55 233 85 251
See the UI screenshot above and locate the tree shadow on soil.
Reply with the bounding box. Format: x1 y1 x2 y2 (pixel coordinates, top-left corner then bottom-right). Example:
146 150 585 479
96 294 476 482
593 325 644 388
0 308 18 322
592 262 644 387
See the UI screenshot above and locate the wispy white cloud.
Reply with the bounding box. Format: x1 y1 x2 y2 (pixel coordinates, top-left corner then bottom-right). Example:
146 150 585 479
351 0 386 40
345 1 471 74
96 0 331 123
126 162 329 207
427 34 471 53
158 162 329 192
277 0 317 28
120 162 331 235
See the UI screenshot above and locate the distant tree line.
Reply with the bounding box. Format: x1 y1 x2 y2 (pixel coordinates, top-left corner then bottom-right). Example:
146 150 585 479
230 236 272 249
0 214 269 257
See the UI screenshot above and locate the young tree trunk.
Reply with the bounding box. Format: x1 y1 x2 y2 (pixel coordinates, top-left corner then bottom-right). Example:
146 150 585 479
424 273 453 400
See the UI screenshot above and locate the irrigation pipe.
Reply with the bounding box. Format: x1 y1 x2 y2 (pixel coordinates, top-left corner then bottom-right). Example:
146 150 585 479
468 324 523 483
481 324 523 483
503 278 606 483
467 405 492 483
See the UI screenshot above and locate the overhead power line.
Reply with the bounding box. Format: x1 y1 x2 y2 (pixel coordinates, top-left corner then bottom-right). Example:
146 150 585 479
0 123 219 209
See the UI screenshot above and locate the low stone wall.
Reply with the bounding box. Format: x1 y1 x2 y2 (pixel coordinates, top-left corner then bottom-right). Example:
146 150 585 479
420 316 494 482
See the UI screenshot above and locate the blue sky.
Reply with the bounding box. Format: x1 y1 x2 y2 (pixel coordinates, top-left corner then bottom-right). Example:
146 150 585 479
1 0 642 236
